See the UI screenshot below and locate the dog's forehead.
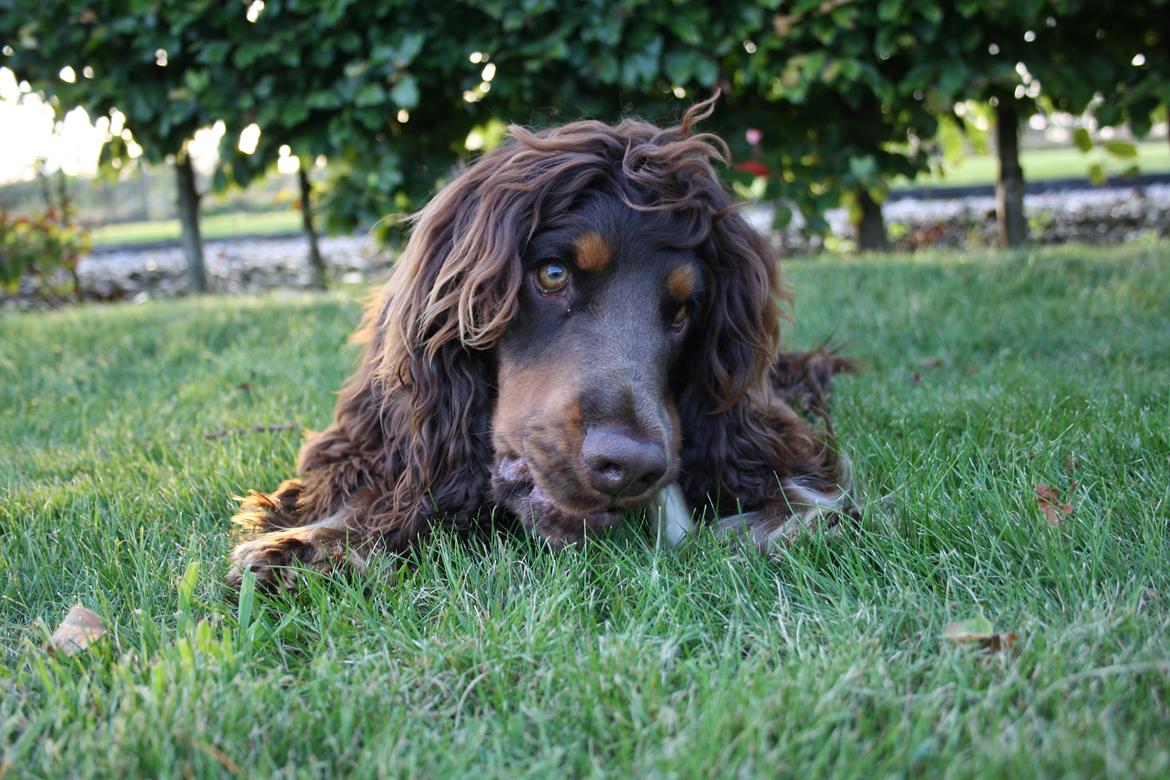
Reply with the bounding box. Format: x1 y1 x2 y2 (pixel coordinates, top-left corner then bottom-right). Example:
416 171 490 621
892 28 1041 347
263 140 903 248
529 189 693 273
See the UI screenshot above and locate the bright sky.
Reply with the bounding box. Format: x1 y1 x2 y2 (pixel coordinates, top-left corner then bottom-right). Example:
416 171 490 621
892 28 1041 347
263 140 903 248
0 66 300 185
0 67 108 182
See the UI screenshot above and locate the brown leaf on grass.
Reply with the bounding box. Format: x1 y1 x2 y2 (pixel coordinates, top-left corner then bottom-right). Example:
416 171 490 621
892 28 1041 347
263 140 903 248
48 605 106 656
917 356 944 368
1035 482 1076 526
943 617 1018 653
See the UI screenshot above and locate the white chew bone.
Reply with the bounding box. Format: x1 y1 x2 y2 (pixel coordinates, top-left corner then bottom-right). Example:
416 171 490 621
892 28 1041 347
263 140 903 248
652 482 693 547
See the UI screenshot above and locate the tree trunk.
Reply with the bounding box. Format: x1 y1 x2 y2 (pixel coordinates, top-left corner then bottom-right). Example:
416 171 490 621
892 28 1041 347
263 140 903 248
56 169 71 220
38 166 54 214
298 165 327 289
995 100 1027 248
137 169 152 221
854 189 889 251
175 153 208 294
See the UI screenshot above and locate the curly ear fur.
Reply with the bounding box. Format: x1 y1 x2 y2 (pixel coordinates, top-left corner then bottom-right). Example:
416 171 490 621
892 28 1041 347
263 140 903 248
292 140 545 542
664 108 845 523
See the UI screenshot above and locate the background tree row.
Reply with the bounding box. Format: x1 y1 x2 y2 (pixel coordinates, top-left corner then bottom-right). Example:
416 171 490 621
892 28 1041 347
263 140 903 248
2 0 1166 291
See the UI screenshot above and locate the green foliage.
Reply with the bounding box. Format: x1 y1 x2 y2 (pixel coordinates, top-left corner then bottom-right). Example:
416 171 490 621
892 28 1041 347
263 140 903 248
0 0 232 165
2 0 1168 240
0 208 90 298
1074 127 1094 153
1032 0 1169 138
198 2 491 231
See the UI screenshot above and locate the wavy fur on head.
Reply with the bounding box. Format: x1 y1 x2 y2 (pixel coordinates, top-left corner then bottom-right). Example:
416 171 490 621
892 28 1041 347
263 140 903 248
227 97 853 588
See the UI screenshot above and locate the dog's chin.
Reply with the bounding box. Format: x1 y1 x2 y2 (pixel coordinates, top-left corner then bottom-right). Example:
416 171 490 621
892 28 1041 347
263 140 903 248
492 454 640 547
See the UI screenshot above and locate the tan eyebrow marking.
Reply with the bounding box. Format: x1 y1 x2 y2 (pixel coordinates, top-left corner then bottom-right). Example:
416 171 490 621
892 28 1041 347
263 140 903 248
573 232 612 272
666 264 697 302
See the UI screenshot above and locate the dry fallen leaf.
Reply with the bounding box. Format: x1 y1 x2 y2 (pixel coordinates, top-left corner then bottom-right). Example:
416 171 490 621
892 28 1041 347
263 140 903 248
943 617 1017 653
918 356 944 368
48 605 107 656
1035 483 1076 526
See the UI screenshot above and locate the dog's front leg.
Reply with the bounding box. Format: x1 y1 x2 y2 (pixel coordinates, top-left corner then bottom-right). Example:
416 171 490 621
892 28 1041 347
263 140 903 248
227 510 374 589
715 460 858 552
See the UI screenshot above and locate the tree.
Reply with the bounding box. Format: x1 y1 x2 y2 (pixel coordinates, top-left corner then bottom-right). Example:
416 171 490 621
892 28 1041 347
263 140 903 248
941 0 1084 248
724 0 953 251
195 3 474 286
228 3 495 243
468 0 946 251
0 1 237 291
911 0 1168 247
1030 0 1170 166
3 1 489 286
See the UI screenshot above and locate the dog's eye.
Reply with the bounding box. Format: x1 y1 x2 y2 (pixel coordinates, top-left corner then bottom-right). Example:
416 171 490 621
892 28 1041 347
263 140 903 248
535 261 570 293
670 304 689 333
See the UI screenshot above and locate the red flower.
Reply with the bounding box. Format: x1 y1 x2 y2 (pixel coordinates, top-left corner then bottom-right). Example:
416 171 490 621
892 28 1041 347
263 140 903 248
734 160 770 179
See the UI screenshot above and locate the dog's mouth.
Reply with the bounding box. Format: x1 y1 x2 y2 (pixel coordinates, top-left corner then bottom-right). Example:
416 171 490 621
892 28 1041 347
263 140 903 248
492 454 638 545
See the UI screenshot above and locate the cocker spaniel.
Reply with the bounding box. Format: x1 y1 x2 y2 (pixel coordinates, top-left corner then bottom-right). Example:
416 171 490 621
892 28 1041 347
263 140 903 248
227 99 854 588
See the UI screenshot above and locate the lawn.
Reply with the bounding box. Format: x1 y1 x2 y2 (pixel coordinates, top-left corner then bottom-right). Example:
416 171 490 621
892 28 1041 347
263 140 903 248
90 209 303 247
2 243 1169 777
898 139 1170 188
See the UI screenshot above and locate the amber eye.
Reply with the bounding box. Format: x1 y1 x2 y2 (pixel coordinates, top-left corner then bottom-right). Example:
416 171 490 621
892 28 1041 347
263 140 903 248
535 261 569 293
670 304 689 332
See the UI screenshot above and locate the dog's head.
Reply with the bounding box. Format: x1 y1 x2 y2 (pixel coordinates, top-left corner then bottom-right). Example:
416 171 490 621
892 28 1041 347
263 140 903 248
367 98 786 544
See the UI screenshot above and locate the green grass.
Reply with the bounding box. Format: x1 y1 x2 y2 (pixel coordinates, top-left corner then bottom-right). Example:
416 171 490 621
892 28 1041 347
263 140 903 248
900 139 1170 188
2 243 1169 777
91 209 302 247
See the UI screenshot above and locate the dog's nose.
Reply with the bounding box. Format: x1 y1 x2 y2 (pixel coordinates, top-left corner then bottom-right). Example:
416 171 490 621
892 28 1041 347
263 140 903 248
582 427 667 498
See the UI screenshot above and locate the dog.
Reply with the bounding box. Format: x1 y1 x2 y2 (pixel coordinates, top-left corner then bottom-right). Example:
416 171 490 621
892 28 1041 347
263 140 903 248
226 98 854 588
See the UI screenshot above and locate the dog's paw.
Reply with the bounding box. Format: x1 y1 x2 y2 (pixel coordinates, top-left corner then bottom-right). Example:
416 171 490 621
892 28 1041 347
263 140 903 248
226 520 369 590
227 533 308 590
717 482 858 553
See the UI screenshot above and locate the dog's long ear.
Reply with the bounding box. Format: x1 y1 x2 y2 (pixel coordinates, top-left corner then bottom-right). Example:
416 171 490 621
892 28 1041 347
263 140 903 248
675 203 798 511
697 208 787 408
325 144 546 527
671 154 840 514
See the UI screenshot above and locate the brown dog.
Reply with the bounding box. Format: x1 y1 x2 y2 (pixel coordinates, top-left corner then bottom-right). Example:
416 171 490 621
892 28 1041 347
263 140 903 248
227 99 853 588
